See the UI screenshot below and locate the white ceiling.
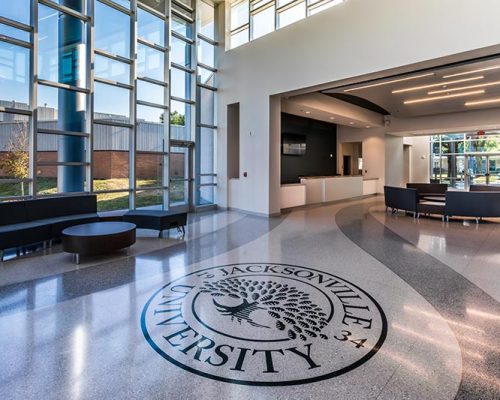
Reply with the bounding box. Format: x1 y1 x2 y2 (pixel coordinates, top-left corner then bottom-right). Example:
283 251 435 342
322 57 500 118
282 93 384 128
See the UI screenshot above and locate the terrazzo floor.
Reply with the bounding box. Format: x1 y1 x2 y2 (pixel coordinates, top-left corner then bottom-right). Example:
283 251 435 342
0 196 498 399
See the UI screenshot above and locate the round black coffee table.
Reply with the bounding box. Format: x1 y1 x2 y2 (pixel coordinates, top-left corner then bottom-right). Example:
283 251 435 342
62 222 136 264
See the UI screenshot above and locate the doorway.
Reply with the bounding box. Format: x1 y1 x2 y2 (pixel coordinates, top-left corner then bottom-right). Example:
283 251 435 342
169 141 194 211
343 155 351 175
467 154 500 186
340 142 362 176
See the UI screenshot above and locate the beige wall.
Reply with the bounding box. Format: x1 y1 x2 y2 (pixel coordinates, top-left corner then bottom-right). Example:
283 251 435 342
404 136 431 184
337 127 386 193
385 135 405 187
218 0 500 215
337 129 431 191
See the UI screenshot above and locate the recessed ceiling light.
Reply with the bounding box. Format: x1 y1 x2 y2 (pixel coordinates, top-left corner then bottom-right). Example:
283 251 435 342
349 122 355 125
404 90 485 105
343 73 434 92
392 76 484 94
329 117 335 120
428 80 500 95
443 65 500 79
305 111 311 114
366 125 371 128
465 98 500 106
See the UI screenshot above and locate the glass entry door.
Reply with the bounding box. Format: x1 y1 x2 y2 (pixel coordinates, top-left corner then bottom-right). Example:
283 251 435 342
169 142 194 211
455 155 466 189
467 154 500 186
467 155 488 186
487 155 500 185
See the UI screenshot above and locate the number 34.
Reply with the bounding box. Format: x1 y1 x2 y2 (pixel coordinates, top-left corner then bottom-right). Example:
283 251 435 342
334 330 367 349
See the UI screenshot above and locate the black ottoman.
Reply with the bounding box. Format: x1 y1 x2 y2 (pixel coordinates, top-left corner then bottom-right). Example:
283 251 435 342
123 210 187 237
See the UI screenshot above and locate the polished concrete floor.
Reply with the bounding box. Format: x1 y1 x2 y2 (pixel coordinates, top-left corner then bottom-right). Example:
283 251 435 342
0 196 499 400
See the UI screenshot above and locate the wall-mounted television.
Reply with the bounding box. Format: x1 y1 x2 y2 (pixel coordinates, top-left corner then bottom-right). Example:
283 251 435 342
282 133 306 156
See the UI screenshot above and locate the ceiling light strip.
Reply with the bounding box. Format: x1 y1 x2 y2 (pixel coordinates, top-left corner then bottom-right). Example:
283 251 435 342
404 90 485 105
443 65 500 79
393 76 484 94
465 98 500 106
343 73 435 92
427 80 500 95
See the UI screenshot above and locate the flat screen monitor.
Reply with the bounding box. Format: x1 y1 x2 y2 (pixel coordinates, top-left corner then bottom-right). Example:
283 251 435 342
282 133 306 156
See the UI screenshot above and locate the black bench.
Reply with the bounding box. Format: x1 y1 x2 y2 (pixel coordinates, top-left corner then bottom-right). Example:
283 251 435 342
470 184 500 192
385 186 446 220
407 183 447 202
417 201 445 218
445 191 500 223
123 210 187 237
0 195 99 261
384 186 418 217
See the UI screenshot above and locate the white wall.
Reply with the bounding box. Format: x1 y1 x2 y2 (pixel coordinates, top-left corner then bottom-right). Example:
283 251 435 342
217 0 500 215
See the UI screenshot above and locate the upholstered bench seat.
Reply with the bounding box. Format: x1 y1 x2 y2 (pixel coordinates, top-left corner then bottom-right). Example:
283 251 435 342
417 201 445 217
123 210 187 237
36 213 99 237
0 195 98 260
0 221 52 250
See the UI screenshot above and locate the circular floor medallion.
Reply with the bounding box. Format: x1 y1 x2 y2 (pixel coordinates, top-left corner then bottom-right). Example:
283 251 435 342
141 263 387 386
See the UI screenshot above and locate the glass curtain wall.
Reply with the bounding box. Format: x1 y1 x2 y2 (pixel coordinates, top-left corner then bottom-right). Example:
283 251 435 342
0 0 217 211
430 132 500 188
0 1 32 198
170 0 195 207
196 0 217 205
93 0 134 211
229 0 344 48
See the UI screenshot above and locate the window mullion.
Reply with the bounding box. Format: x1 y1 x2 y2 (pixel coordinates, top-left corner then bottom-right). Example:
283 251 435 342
130 0 138 209
30 0 38 198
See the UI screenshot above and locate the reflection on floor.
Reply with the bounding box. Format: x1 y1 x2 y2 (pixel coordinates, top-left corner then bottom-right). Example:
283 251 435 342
0 196 498 400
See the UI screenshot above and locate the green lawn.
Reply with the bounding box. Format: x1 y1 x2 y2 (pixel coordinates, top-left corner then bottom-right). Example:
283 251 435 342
0 177 185 212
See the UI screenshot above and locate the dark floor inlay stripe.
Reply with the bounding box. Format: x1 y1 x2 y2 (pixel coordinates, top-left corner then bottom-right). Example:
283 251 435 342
0 214 283 316
335 202 500 400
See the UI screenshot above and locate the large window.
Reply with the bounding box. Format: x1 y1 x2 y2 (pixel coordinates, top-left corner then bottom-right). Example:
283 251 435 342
196 0 217 206
229 0 345 48
0 113 30 197
0 2 31 199
251 2 275 40
0 42 30 108
93 1 132 210
0 0 217 210
430 132 500 189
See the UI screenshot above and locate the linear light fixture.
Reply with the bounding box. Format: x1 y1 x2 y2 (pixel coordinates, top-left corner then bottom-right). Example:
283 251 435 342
392 76 484 94
443 65 500 79
428 80 500 95
343 73 434 92
404 90 485 105
465 98 500 107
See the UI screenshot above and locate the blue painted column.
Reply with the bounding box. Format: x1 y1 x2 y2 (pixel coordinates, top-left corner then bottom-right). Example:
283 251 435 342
57 0 85 193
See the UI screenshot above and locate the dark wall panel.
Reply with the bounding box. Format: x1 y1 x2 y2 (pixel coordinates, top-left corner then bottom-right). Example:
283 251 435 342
281 113 337 184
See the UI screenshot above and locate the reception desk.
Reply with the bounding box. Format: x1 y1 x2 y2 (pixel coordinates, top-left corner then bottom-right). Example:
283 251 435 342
280 183 307 209
362 178 379 196
280 176 378 209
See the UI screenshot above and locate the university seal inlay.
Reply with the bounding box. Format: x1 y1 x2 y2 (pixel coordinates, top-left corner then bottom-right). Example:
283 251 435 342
141 263 387 386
